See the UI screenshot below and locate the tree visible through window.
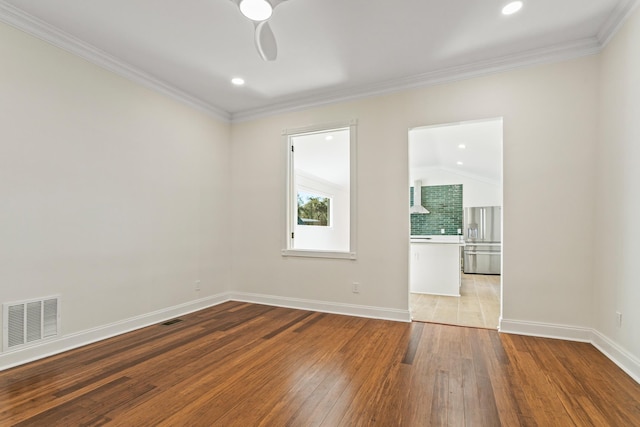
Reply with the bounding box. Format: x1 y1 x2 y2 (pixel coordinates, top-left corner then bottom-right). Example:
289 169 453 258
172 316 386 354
297 192 330 226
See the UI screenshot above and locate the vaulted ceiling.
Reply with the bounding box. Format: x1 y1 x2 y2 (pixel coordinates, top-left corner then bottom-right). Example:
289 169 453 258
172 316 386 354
0 0 636 121
410 119 503 183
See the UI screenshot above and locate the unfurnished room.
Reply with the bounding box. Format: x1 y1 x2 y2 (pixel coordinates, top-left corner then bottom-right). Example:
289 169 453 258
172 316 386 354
1 0 640 425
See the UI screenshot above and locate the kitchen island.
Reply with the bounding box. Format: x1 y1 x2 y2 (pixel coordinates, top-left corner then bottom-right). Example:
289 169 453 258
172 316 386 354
410 236 464 297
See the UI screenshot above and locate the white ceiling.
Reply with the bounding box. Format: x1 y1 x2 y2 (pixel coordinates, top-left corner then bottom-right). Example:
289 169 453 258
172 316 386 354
0 0 636 121
410 118 503 183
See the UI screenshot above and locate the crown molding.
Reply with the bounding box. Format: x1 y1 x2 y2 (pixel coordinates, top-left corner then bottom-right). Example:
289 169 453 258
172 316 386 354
2 0 638 125
0 1 231 122
230 37 602 122
597 0 639 46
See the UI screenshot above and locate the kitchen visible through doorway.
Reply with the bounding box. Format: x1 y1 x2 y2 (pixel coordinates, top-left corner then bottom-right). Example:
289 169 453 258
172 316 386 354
408 117 503 329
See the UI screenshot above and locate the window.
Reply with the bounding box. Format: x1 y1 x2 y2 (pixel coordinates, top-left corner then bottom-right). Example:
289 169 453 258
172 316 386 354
283 121 357 259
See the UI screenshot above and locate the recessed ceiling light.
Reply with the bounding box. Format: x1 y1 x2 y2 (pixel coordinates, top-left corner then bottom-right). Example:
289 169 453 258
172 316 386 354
325 135 334 141
458 144 466 149
457 161 464 166
239 0 273 21
231 77 245 86
502 1 523 15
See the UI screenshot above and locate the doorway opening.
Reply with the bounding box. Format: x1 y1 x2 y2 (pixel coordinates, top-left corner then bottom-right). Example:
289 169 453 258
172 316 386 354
408 118 503 329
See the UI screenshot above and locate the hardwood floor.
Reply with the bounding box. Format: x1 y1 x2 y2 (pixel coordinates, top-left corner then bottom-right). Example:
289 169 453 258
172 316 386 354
1 302 639 426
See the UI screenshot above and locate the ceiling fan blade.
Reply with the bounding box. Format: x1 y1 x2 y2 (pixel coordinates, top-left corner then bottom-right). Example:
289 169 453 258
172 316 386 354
270 0 288 9
254 20 278 61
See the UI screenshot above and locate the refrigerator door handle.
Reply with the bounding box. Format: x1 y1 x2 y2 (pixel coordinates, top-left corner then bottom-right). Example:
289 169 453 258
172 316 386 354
465 251 501 255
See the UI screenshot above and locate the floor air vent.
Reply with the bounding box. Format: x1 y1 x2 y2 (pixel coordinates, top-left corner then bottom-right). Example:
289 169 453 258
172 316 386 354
162 319 183 326
3 296 60 351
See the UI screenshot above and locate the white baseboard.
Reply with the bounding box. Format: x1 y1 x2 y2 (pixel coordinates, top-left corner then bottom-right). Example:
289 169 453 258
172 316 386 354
0 292 410 371
591 330 640 384
230 291 412 323
500 318 640 385
499 318 593 342
8 296 636 386
0 292 231 371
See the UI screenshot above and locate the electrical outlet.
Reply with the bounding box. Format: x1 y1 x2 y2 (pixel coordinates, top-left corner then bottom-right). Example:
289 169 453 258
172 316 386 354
195 280 201 291
352 282 360 293
616 312 622 328
441 228 445 234
457 228 462 234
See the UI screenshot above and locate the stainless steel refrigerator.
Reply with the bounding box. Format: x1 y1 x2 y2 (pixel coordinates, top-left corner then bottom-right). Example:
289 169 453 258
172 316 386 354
463 206 502 274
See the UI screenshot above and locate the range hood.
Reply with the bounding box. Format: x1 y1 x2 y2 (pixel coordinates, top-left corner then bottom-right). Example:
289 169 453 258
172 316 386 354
410 180 430 214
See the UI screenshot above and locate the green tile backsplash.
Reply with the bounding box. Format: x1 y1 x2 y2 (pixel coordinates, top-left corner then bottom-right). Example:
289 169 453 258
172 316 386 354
410 184 463 235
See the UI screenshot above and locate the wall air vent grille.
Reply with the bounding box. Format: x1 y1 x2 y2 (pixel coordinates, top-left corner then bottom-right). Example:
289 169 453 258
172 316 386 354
3 297 60 352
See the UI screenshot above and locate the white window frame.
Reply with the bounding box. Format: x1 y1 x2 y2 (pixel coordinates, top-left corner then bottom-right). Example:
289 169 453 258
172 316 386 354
282 120 357 260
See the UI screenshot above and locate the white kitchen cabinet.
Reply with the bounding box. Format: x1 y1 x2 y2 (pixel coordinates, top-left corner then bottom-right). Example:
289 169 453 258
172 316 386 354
410 238 462 296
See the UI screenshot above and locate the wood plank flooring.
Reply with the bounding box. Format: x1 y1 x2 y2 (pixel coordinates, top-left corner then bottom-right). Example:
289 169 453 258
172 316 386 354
1 302 639 426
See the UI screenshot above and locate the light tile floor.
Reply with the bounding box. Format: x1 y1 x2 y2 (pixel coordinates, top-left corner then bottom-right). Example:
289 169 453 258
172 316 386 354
410 273 500 329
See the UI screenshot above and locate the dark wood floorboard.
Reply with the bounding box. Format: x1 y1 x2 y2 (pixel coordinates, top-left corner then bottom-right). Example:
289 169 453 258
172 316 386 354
1 302 639 426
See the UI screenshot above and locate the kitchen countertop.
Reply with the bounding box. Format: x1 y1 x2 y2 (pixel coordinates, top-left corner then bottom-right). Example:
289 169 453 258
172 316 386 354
410 235 465 246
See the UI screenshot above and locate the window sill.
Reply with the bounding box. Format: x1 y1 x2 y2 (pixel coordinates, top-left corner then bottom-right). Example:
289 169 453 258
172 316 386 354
281 249 357 260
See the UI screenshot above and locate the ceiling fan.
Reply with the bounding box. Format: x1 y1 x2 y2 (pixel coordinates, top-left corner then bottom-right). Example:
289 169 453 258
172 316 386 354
230 0 289 61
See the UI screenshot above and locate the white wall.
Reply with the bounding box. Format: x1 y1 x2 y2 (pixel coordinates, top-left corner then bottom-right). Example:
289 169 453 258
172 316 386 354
0 22 232 360
594 6 640 364
411 167 502 207
231 55 599 327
